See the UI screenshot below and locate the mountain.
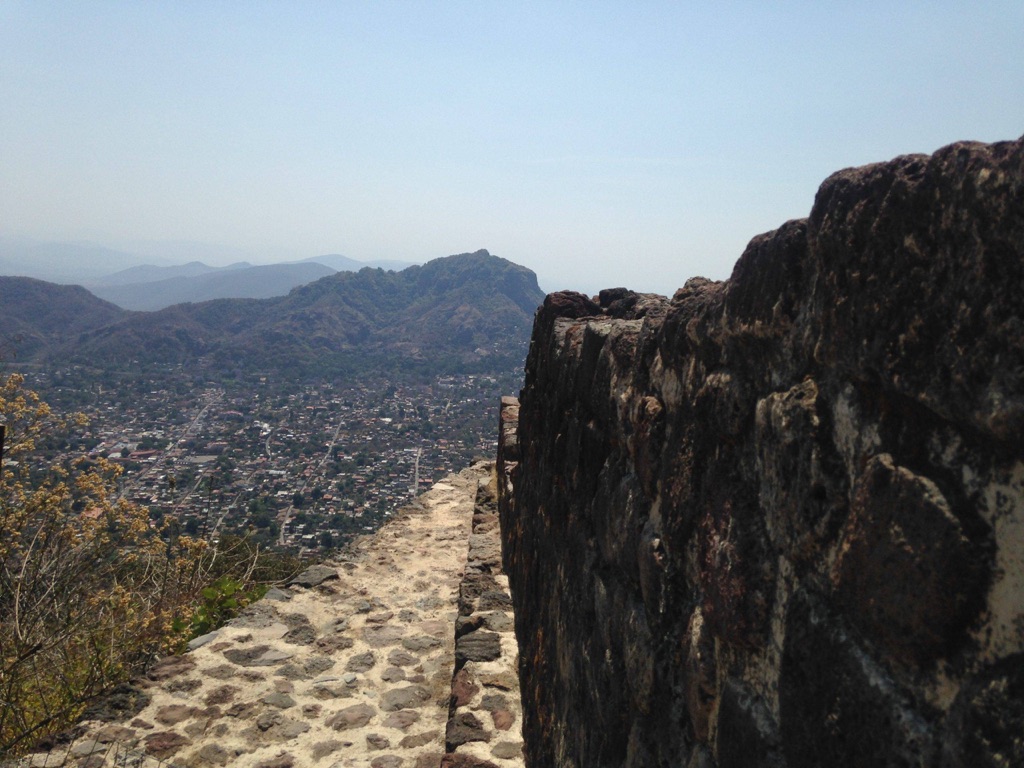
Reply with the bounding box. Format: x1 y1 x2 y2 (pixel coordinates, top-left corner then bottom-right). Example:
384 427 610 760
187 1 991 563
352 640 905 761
0 237 159 284
1 250 545 377
79 255 415 310
113 238 268 267
86 261 251 288
0 277 128 361
0 236 415 291
303 254 417 272
88 262 336 310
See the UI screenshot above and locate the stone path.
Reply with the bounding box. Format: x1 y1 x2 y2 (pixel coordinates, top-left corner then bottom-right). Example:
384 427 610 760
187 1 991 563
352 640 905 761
20 463 524 768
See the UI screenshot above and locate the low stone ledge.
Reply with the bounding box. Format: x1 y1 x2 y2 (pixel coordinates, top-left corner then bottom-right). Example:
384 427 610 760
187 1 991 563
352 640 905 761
443 466 525 767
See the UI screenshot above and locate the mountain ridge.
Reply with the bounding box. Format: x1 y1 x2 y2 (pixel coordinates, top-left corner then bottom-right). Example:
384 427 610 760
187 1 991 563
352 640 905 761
0 250 544 377
0 236 418 295
86 261 252 287
301 253 416 272
88 262 336 311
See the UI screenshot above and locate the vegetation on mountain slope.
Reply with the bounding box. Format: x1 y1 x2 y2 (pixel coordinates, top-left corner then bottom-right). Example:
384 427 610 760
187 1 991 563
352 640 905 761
0 278 127 361
0 250 544 378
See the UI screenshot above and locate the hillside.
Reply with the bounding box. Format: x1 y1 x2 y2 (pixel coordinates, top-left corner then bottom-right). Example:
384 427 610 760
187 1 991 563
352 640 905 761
0 277 128 361
1 250 544 377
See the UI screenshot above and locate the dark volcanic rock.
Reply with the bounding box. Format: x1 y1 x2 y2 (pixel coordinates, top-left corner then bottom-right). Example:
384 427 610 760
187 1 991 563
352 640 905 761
490 709 515 731
364 625 406 647
81 683 151 722
780 591 935 767
400 732 435 748
143 731 191 759
288 565 338 588
316 634 355 653
223 645 294 667
345 651 377 673
147 656 196 681
715 681 783 768
382 710 421 730
832 453 989 666
154 704 197 726
387 649 419 667
401 635 442 652
454 630 501 665
499 137 1024 768
380 685 430 712
281 616 317 646
440 755 500 768
942 654 1024 768
326 703 376 731
254 754 295 768
445 712 491 749
194 743 231 766
366 734 390 750
458 572 501 616
492 741 523 760
450 669 479 707
263 693 296 710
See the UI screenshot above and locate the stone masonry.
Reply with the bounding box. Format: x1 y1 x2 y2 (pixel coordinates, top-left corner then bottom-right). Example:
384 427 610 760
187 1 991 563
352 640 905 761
498 136 1024 767
444 468 524 768
19 464 525 768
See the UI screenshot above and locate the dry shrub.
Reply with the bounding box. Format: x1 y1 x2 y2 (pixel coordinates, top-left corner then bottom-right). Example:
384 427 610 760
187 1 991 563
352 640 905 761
0 374 272 755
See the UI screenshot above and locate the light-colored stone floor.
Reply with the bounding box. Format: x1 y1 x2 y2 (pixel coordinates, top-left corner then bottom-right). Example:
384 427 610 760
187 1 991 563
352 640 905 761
19 463 524 768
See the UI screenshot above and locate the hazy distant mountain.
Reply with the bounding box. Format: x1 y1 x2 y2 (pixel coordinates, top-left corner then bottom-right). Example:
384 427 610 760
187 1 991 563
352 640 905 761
0 237 159 284
303 254 417 272
0 236 416 289
114 239 267 267
0 250 545 377
89 262 335 311
88 261 251 287
0 277 128 361
86 254 415 310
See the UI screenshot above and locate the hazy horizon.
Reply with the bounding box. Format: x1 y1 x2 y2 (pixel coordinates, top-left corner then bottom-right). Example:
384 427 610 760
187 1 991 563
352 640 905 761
2 3 1022 296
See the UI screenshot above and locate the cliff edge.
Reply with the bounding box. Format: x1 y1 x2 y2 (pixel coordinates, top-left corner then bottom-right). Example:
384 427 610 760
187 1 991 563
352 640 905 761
498 136 1024 767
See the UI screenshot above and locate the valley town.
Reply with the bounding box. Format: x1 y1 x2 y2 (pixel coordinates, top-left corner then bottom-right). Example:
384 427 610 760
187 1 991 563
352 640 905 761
22 363 522 555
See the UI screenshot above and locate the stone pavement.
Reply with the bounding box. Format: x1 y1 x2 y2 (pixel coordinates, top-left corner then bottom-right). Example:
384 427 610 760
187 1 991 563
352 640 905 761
21 463 524 768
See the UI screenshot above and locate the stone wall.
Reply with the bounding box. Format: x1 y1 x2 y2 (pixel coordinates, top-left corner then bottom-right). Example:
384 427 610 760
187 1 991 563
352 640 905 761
497 137 1024 767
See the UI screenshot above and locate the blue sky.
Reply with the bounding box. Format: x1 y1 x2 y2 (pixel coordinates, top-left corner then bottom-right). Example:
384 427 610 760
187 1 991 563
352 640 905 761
1 2 1022 295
